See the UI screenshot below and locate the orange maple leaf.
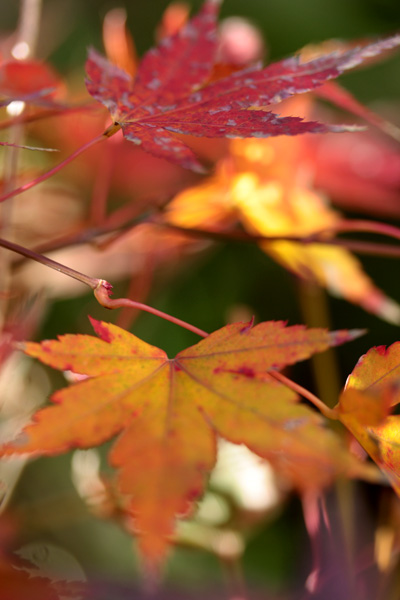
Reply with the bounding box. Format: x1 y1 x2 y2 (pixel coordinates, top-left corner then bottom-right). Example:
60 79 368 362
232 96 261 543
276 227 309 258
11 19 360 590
1 318 364 569
164 107 400 324
336 342 400 494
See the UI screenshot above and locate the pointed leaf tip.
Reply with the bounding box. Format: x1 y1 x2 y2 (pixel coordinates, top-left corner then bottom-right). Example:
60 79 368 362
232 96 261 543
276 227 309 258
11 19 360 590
328 124 367 133
349 328 367 340
88 316 115 343
329 328 366 346
85 2 400 170
238 317 255 334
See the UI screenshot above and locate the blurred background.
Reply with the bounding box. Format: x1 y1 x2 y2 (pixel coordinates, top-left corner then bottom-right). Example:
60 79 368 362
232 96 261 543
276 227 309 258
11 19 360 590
0 1 400 598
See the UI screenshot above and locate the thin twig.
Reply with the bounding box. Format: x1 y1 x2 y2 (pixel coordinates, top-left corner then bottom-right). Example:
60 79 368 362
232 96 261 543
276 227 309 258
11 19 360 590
0 131 109 204
269 370 338 420
155 221 400 257
159 219 400 242
0 237 100 289
10 219 400 275
334 219 400 240
94 280 209 338
0 237 209 338
9 211 400 276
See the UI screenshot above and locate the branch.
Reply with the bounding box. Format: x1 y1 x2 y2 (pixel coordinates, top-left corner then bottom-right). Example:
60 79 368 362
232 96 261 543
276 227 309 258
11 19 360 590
11 207 154 267
0 237 208 338
155 220 400 258
9 208 400 276
0 237 100 289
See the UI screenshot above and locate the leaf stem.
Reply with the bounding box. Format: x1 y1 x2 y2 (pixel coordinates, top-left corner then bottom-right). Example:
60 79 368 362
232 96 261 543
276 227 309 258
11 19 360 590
0 131 109 203
269 370 338 420
89 128 118 226
94 280 209 338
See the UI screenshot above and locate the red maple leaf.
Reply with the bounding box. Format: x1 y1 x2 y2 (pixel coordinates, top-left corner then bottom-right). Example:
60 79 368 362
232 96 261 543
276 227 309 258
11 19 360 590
0 59 65 107
85 0 400 171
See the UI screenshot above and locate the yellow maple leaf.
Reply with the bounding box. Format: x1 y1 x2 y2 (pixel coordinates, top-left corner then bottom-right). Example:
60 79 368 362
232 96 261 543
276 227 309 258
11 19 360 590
164 103 400 323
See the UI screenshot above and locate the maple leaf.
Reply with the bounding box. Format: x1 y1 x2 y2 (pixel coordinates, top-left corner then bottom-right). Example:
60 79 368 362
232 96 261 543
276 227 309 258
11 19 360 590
1 318 363 568
298 39 400 141
306 129 400 219
0 565 60 600
164 125 400 324
336 342 400 494
85 0 400 171
0 59 64 107
0 548 84 600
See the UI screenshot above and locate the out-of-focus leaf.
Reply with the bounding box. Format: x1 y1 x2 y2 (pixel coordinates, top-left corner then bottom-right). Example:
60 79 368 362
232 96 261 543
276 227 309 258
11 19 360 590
164 130 400 323
337 342 400 495
0 59 65 104
308 130 400 218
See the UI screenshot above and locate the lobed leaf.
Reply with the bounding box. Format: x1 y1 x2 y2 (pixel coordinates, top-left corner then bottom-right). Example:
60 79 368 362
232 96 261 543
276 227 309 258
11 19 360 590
345 342 400 402
1 318 362 568
337 342 400 494
85 0 400 170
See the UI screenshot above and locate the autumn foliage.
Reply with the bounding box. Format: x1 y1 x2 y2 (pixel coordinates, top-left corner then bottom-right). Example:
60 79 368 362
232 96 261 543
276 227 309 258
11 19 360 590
0 0 400 598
